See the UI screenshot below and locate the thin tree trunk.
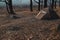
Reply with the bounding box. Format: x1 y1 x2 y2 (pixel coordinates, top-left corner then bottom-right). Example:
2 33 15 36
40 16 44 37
54 1 56 8
34 0 40 11
38 0 40 11
30 0 33 11
59 0 60 7
51 0 54 9
44 0 47 8
5 0 10 14
8 0 15 15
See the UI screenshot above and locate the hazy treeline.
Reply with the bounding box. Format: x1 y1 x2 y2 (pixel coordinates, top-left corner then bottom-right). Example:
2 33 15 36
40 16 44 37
0 0 60 18
0 0 60 7
30 0 60 11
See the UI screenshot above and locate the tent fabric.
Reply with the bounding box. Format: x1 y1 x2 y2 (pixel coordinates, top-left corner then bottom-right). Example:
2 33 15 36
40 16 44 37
36 8 59 20
41 8 59 20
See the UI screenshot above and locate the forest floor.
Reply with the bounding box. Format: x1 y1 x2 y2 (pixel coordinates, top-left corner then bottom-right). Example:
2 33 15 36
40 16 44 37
0 7 60 40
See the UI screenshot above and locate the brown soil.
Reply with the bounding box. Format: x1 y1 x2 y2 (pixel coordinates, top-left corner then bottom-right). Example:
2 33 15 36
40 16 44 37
0 7 60 40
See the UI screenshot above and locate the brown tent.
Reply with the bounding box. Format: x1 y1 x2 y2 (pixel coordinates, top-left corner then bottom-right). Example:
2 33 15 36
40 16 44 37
36 8 59 20
41 8 59 20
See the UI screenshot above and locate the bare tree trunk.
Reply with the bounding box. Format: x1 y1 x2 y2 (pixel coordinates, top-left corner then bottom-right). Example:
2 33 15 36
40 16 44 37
5 0 19 19
59 0 60 7
54 0 57 8
51 0 54 9
8 0 15 15
38 0 40 11
44 0 47 8
34 0 40 11
5 0 10 14
30 0 33 11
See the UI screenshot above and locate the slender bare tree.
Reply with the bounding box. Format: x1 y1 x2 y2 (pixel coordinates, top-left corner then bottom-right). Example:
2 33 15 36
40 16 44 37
8 0 15 15
5 0 10 14
30 0 33 11
54 0 57 8
44 0 47 8
59 0 60 7
51 0 54 8
38 0 40 11
5 0 19 18
34 0 40 11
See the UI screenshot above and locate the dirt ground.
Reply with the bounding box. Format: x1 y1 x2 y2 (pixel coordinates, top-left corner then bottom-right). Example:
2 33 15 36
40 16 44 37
0 7 60 40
